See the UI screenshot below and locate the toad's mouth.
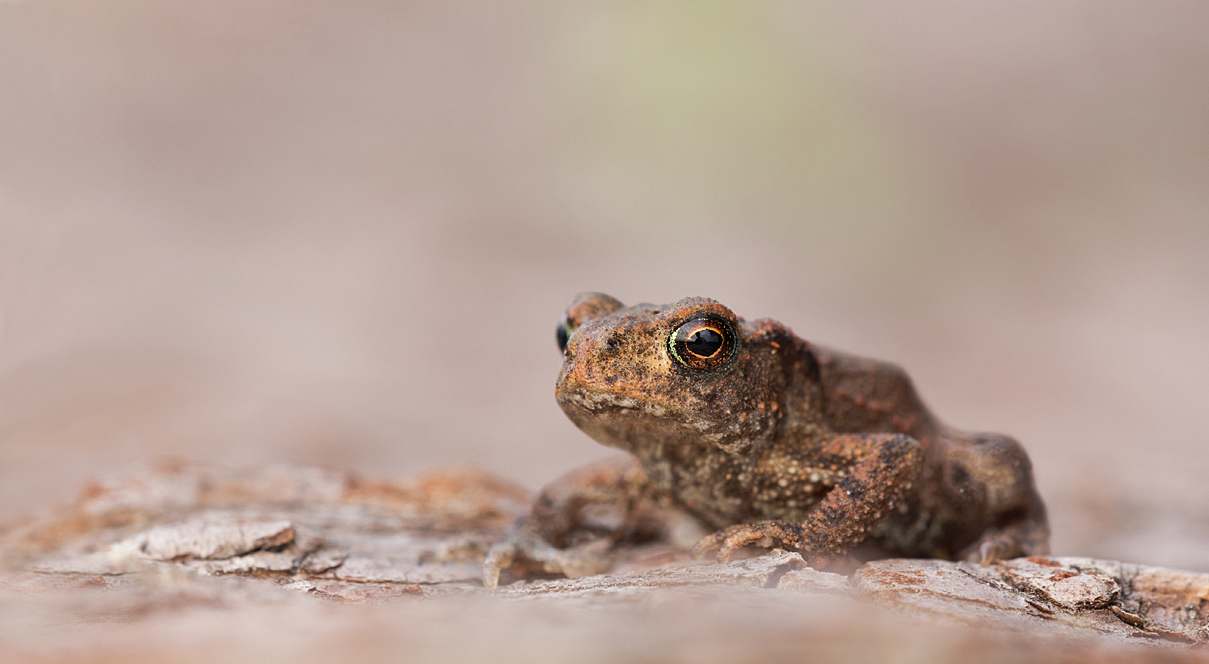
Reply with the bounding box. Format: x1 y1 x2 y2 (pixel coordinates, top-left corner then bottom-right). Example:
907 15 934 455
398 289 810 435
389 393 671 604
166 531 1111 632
555 382 730 453
555 387 670 419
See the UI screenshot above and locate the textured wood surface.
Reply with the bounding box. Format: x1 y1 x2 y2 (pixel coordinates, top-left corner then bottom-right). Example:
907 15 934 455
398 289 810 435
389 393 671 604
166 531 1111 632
2 462 1208 663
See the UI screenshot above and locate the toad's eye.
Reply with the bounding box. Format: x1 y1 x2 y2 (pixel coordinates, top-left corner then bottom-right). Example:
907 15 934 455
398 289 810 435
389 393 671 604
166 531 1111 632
669 318 737 371
557 322 575 353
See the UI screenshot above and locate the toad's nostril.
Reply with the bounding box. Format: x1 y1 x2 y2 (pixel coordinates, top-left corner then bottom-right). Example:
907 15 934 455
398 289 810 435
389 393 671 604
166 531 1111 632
605 333 623 350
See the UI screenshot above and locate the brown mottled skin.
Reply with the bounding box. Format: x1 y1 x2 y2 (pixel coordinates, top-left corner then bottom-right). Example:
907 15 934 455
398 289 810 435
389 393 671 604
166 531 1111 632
483 293 1049 588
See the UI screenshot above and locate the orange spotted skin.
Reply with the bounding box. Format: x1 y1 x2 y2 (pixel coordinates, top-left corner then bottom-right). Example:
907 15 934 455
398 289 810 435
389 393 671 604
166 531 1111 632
483 293 1048 586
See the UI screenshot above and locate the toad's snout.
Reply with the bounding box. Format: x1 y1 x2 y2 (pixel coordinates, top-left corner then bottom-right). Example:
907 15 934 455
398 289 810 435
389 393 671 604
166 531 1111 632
555 327 675 420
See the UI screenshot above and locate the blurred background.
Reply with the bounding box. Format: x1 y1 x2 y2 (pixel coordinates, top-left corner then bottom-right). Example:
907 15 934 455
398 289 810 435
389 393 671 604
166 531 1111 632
1 0 1207 570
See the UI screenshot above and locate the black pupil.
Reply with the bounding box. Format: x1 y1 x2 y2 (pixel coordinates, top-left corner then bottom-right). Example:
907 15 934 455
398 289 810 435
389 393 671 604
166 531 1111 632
685 328 723 357
556 324 570 352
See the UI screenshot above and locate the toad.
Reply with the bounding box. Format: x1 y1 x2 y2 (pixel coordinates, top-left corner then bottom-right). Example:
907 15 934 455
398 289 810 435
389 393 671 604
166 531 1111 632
483 293 1048 587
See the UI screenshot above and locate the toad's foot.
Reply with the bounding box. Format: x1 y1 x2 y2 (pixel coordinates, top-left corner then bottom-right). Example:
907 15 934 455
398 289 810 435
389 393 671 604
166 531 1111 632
961 518 1051 565
482 530 613 589
692 520 817 564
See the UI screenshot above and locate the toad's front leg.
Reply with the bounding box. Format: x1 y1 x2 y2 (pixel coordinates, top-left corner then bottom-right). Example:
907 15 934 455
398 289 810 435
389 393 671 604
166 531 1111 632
482 455 650 589
694 433 924 563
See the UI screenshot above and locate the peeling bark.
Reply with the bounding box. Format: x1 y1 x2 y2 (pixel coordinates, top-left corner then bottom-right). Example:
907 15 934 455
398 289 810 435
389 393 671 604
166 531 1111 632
3 463 1209 661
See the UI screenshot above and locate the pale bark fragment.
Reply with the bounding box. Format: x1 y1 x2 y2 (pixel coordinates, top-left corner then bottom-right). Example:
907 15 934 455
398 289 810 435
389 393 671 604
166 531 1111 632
134 519 296 561
999 557 1119 609
496 549 833 599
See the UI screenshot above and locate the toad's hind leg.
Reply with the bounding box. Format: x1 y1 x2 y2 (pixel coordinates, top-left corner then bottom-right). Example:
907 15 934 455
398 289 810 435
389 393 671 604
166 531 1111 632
944 432 1050 562
694 433 925 564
